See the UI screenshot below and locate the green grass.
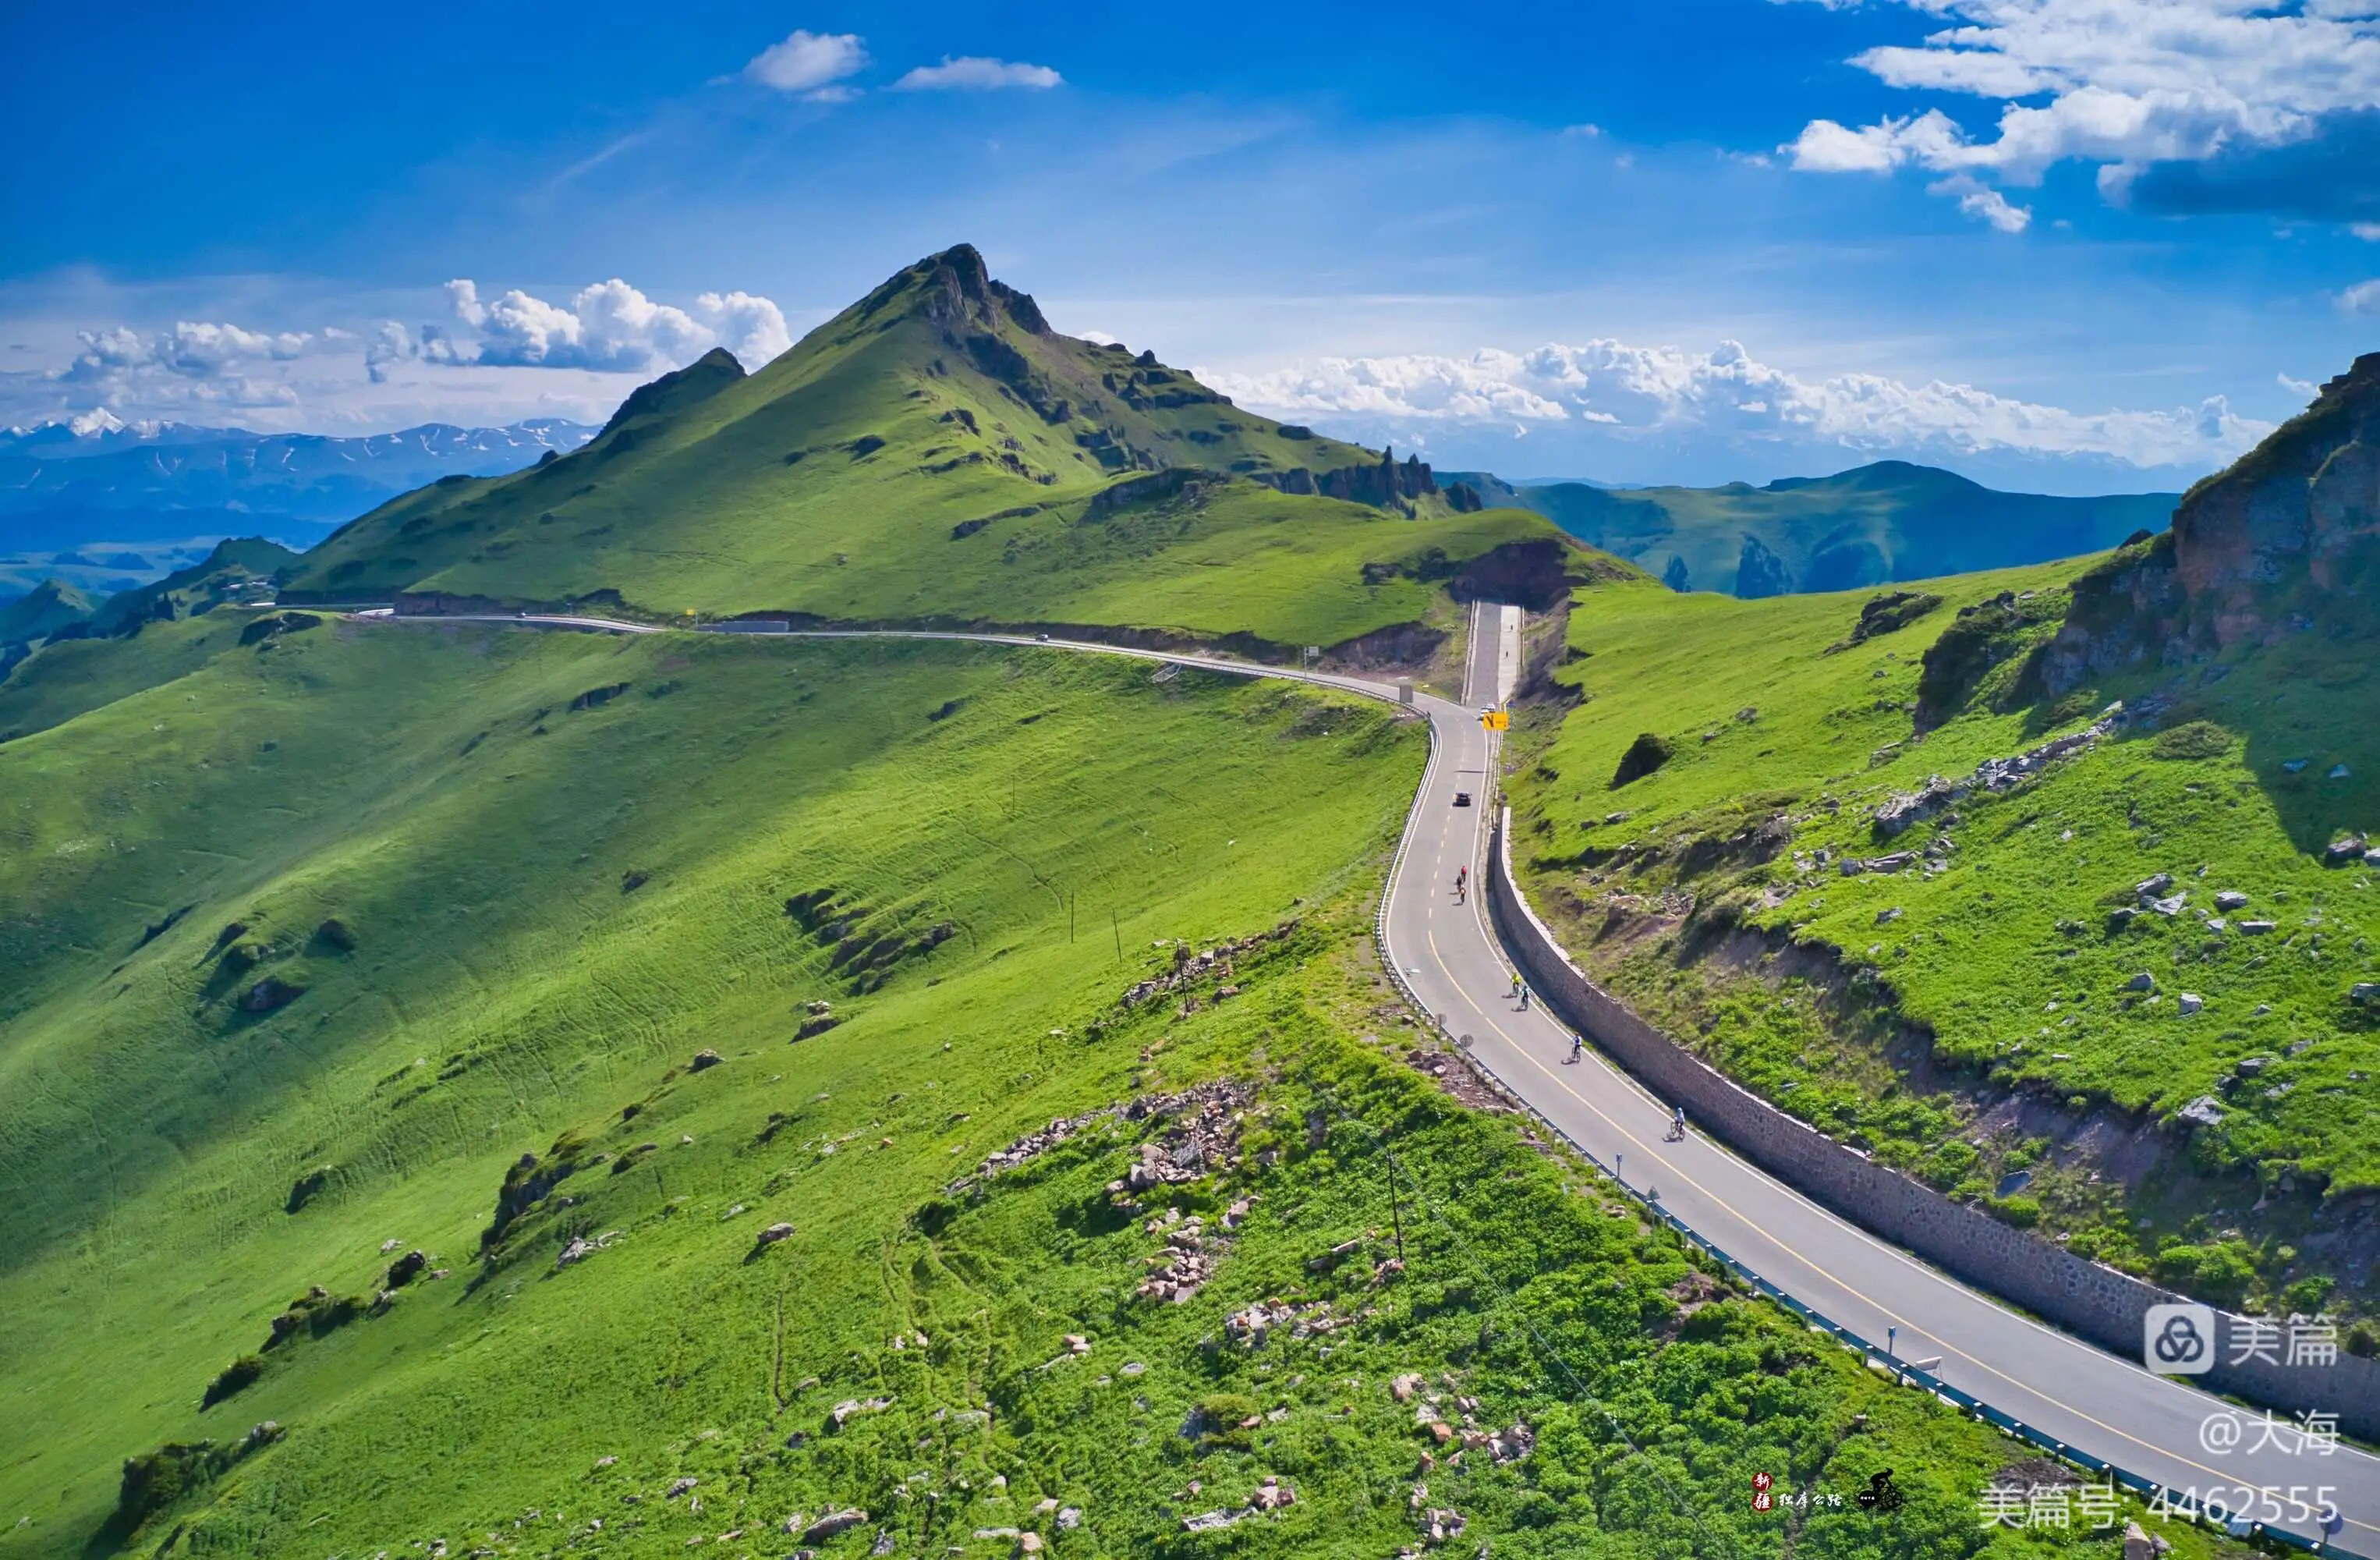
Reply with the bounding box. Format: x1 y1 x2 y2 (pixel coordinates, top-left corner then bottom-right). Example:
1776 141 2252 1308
1507 560 2380 1322
277 247 1556 651
0 617 2229 1557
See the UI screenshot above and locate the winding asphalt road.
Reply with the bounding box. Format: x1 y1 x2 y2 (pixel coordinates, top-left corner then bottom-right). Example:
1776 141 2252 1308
365 604 2377 1552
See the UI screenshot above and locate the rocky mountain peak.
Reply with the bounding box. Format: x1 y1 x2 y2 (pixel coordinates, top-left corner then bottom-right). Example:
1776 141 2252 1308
2028 350 2378 696
899 243 1053 338
2169 349 2380 639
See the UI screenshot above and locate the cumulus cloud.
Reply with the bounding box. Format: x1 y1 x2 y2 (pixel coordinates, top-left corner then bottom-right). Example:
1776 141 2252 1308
1205 336 2272 471
66 321 311 381
1782 0 2380 229
745 29 869 96
2343 278 2380 314
894 56 1062 90
369 278 793 379
48 319 317 417
694 290 793 366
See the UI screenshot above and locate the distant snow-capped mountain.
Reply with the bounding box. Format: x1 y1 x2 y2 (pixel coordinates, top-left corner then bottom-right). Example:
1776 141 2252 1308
0 416 598 550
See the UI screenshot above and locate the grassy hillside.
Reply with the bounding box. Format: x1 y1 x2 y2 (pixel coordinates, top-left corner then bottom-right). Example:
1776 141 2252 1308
0 617 2213 1557
0 577 94 645
1505 557 2380 1328
279 248 1557 652
1483 461 2173 598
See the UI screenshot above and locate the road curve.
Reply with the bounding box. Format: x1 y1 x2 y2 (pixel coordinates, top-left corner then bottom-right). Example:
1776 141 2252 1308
364 607 2377 1552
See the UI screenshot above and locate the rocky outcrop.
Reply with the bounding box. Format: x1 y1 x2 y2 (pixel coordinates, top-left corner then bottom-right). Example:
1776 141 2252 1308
1252 447 1439 509
2031 353 2380 693
1735 534 1791 599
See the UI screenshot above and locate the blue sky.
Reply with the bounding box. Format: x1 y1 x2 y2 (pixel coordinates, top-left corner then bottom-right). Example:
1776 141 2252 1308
3 0 2376 492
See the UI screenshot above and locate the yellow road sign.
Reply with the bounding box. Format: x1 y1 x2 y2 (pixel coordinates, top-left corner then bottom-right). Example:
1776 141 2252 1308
1481 709 1510 731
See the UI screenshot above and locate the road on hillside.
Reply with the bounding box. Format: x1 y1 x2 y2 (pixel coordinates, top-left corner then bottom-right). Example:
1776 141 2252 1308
367 604 2378 1553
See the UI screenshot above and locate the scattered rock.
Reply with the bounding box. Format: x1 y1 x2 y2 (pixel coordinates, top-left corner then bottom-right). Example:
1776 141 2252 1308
2178 1097 2226 1128
2351 982 2380 1003
1248 1477 1295 1512
1120 924 1296 1009
2240 920 2277 934
2215 891 2250 911
668 1478 697 1498
2137 872 2175 897
803 1509 868 1544
2327 837 2368 865
830 1398 891 1430
689 1049 724 1072
2235 1055 2273 1076
384 1250 427 1288
1392 1373 1423 1403
2125 973 2156 992
756 1222 795 1246
1875 907 1903 925
2177 994 2204 1016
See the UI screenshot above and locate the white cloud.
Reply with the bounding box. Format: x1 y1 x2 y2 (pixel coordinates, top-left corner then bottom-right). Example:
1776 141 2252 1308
369 278 794 378
50 320 318 417
894 56 1062 91
694 290 793 366
2343 278 2380 313
1930 172 2032 231
2278 371 2319 398
67 320 311 380
745 29 869 95
2355 222 2380 239
1205 335 2273 471
1782 1 2380 224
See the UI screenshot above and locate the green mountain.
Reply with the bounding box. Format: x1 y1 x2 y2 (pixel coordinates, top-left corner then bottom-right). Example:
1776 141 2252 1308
0 249 2247 1558
1463 459 2176 598
86 536 299 636
286 246 1557 654
0 577 94 646
1501 354 2380 1335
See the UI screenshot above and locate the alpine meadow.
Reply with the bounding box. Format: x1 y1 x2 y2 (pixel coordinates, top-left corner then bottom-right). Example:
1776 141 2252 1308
4 79 2378 1551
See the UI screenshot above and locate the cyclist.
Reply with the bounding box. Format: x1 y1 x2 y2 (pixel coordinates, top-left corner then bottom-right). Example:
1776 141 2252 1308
1666 1105 1687 1141
1567 1034 1584 1064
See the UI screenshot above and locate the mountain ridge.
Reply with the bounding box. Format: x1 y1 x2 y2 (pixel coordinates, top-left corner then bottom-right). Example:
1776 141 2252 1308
1448 459 2176 598
283 245 1564 655
0 417 599 553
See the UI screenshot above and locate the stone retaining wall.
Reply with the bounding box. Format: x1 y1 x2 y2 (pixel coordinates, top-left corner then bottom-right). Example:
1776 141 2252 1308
1487 810 2380 1439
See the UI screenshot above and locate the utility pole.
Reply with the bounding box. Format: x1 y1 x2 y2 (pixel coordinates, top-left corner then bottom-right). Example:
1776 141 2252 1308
1110 907 1122 962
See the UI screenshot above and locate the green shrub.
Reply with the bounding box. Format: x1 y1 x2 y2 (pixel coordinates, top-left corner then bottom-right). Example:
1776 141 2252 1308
2152 1241 2258 1308
1987 1196 2041 1228
200 1354 265 1409
2151 720 2230 760
1610 732 1673 788
1192 1392 1263 1448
